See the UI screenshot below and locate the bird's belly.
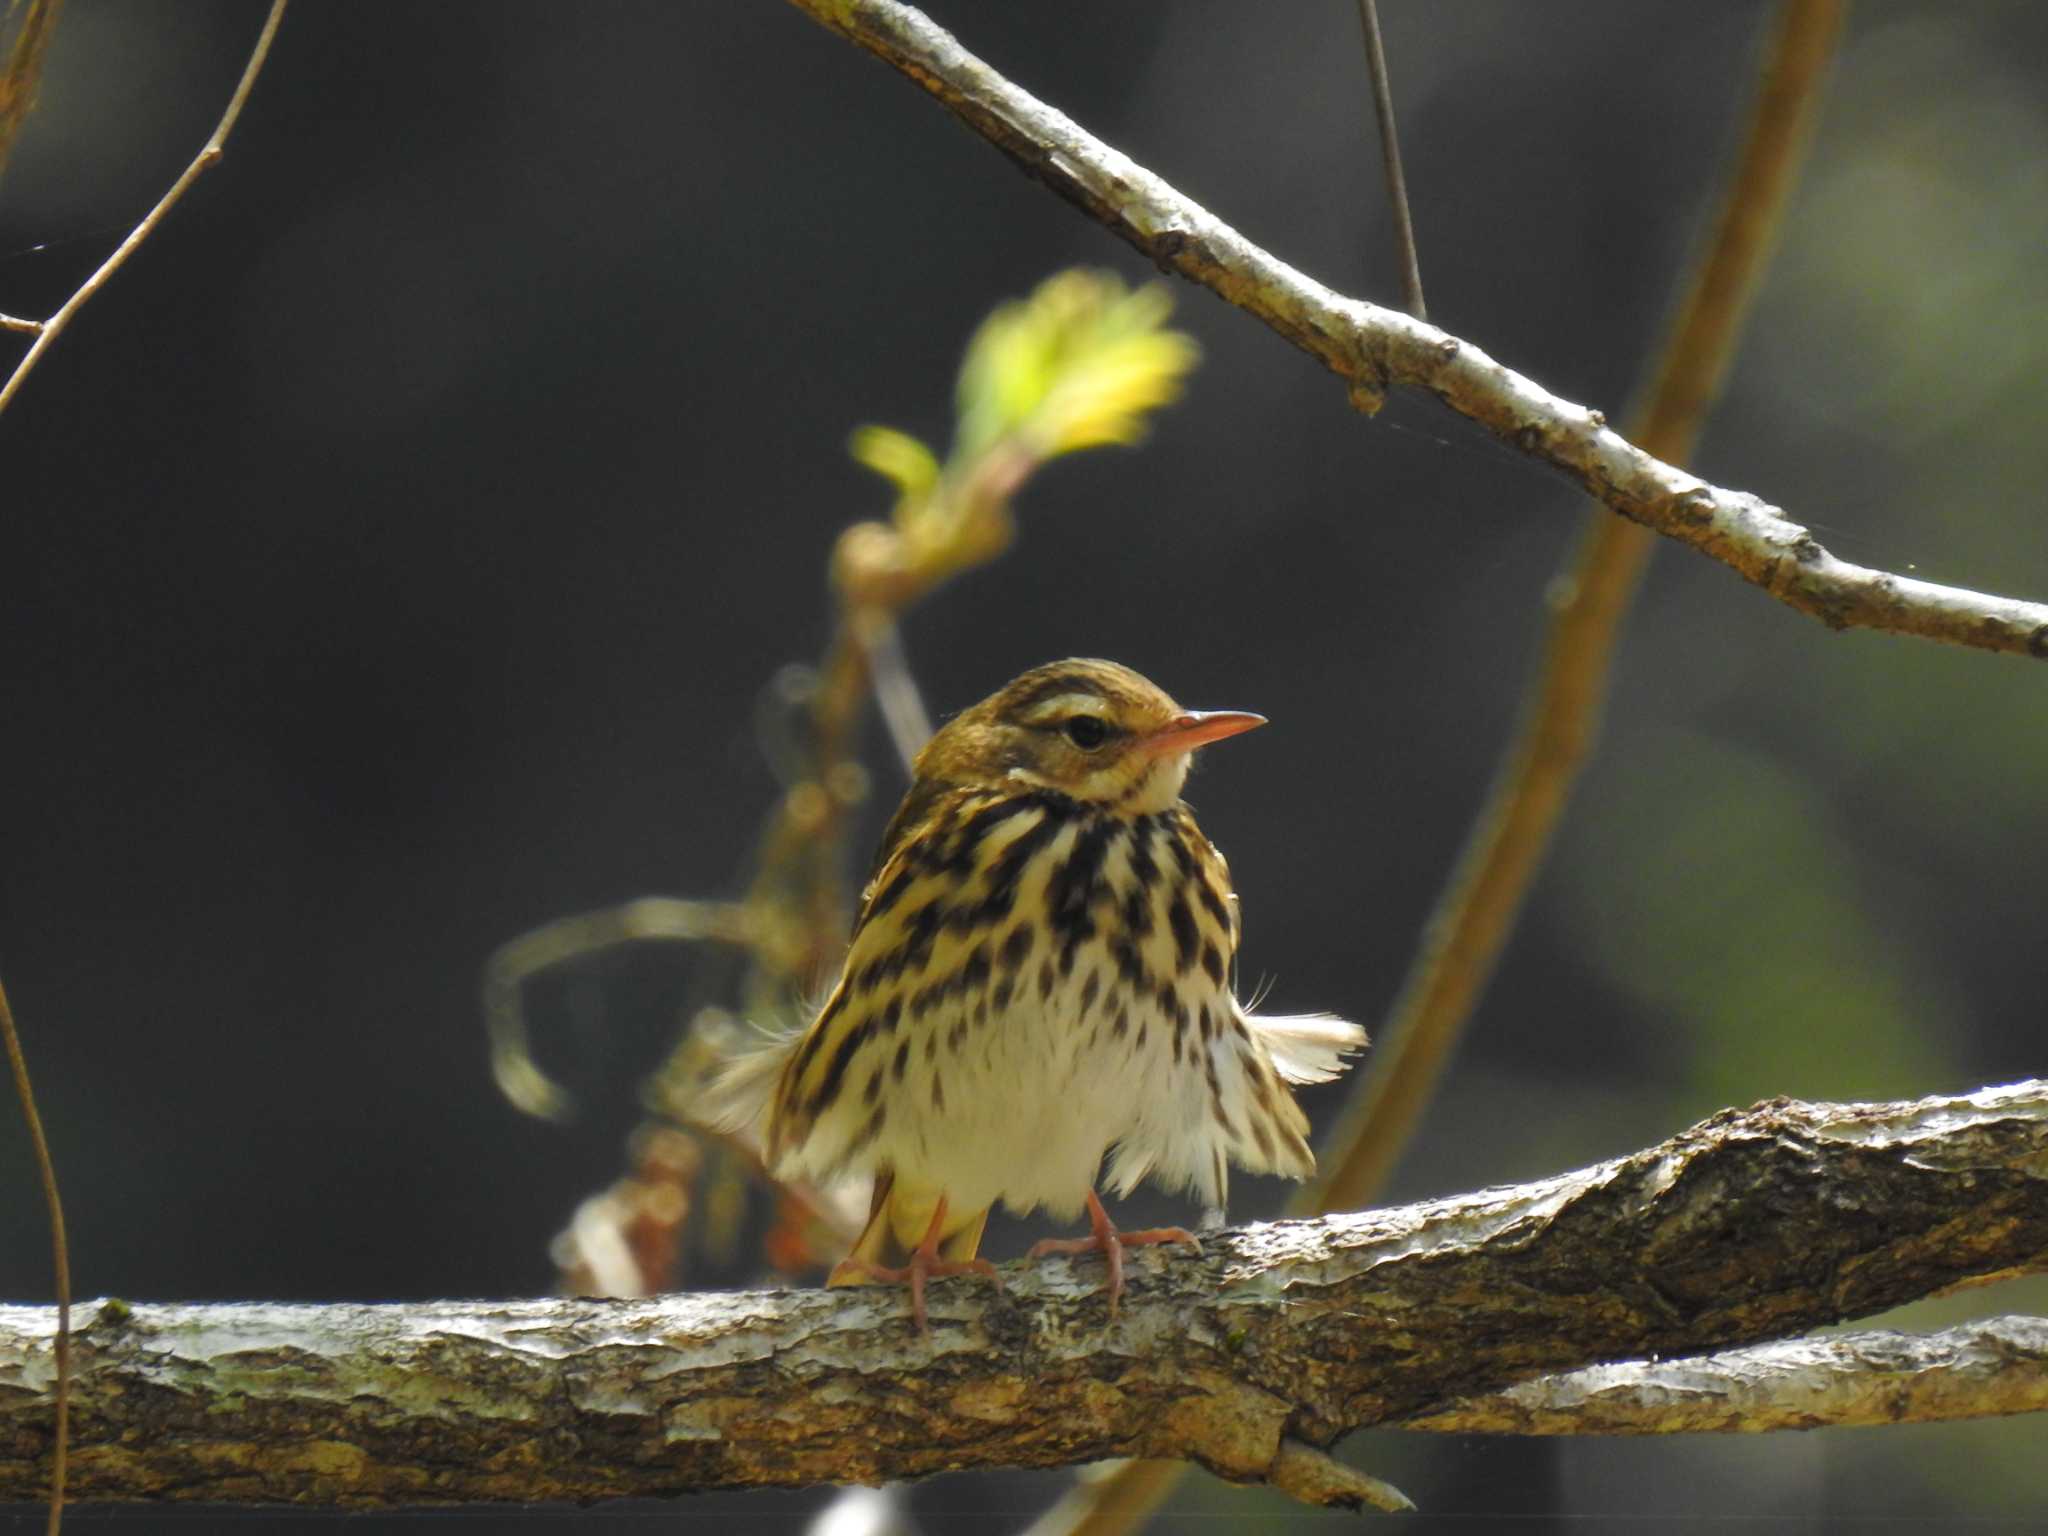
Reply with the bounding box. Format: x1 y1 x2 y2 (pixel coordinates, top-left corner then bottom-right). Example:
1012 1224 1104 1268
865 952 1219 1224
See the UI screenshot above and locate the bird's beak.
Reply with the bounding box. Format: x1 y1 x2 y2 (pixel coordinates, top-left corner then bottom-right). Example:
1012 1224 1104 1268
1140 709 1268 759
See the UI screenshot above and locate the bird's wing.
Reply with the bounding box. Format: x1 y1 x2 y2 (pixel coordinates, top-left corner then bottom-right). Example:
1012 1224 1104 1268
766 788 1072 1179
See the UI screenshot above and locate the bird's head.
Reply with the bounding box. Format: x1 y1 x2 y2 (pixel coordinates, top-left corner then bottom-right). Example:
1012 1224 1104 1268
915 658 1265 815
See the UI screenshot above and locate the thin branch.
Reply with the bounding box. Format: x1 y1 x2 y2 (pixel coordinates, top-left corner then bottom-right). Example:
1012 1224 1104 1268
1 974 69 1535
1 313 46 335
786 0 2048 662
1353 0 1424 319
1403 1316 2048 1436
1314 0 1847 1214
0 0 287 423
1 1082 2044 1507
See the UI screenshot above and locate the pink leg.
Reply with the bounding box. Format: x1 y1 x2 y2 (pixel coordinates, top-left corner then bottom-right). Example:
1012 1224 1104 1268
1027 1188 1200 1315
828 1194 1001 1334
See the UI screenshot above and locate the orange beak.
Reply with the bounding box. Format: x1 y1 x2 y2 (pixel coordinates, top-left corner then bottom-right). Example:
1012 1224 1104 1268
1139 709 1268 760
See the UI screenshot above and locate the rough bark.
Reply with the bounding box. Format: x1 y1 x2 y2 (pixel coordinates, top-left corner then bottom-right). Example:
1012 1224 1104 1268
1401 1314 2048 1435
0 1082 2043 1507
785 0 2048 663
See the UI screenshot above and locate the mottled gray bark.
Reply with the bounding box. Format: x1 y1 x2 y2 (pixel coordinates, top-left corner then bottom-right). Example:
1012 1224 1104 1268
2 1082 2044 1508
1402 1315 2048 1435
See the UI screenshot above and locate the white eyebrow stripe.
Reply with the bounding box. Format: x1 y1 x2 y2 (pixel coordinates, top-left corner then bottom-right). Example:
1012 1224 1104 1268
1022 691 1113 723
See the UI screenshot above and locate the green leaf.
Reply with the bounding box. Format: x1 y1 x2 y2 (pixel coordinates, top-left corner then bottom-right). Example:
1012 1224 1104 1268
953 269 1199 464
847 424 940 508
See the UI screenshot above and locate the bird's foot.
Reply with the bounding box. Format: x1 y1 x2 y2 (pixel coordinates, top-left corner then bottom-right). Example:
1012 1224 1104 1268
829 1195 1001 1334
1028 1188 1200 1315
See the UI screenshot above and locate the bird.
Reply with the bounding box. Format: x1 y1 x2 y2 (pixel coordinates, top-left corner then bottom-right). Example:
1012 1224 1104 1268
713 658 1365 1330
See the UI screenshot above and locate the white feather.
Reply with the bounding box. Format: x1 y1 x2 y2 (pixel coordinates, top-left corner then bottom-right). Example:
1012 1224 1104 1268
700 1026 799 1136
1245 1010 1368 1084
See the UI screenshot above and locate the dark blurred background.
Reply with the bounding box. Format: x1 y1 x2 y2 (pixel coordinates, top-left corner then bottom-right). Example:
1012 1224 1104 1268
3 2 2045 1531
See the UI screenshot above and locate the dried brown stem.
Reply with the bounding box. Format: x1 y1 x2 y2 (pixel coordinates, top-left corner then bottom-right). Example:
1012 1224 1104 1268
1 1082 2043 1507
786 0 2048 662
0 0 287 423
1 974 69 1535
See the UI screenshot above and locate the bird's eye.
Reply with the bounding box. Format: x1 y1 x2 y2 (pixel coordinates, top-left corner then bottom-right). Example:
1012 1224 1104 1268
1063 715 1109 750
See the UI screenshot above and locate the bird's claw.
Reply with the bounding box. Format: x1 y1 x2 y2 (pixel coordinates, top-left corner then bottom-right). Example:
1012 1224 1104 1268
830 1252 1001 1335
1028 1190 1201 1315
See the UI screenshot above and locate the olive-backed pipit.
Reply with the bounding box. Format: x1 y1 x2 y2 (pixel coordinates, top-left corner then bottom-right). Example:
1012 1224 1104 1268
717 659 1365 1327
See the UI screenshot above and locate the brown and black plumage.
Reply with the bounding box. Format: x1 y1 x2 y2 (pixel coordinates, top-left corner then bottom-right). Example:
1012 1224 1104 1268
715 658 1364 1326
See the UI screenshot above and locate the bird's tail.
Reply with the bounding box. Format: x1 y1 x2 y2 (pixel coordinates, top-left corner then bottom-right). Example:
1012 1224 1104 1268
1248 1010 1368 1084
696 1023 801 1138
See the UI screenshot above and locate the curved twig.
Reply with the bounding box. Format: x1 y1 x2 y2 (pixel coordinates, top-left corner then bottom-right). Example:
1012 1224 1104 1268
482 897 754 1120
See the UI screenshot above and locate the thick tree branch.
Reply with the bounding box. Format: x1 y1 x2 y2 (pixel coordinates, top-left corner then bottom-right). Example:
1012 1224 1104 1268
786 0 2048 662
0 1082 2043 1507
1403 1315 2048 1435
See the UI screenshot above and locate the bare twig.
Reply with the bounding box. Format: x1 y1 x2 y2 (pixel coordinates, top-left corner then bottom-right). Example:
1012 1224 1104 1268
1353 0 1424 319
1 313 46 335
1315 0 1847 1215
0 0 287 423
1 1082 2044 1507
1 974 69 1536
785 0 2048 662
